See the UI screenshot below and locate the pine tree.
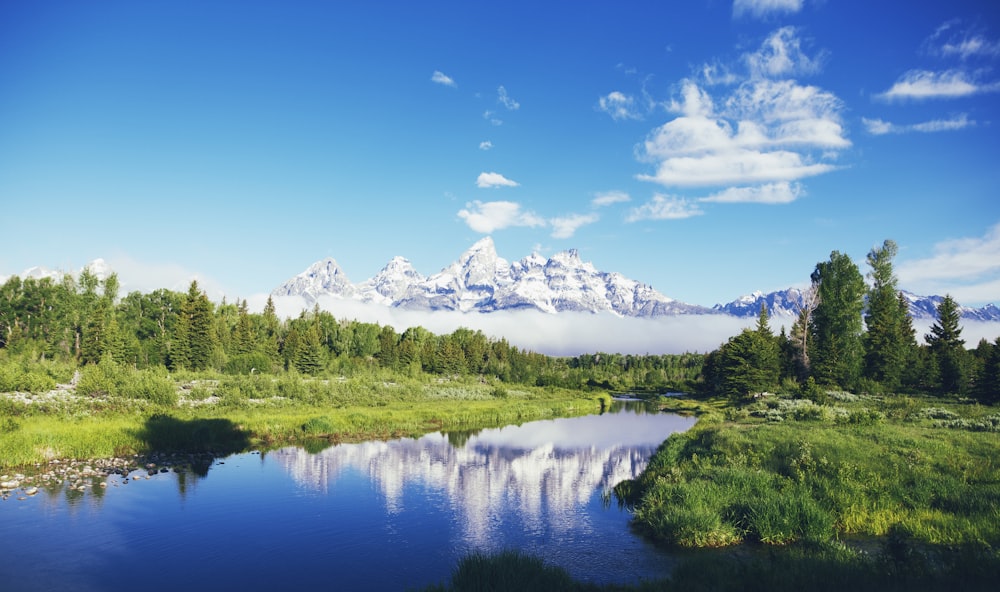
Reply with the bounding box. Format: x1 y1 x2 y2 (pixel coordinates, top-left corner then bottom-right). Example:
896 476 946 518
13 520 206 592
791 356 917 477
293 325 324 375
925 294 967 395
172 281 215 370
809 251 866 389
863 240 915 392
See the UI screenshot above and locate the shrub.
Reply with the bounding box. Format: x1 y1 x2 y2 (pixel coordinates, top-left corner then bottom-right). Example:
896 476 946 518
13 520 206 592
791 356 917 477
121 367 177 406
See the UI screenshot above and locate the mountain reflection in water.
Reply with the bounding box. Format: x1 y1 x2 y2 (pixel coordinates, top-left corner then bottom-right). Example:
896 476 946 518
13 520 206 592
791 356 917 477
269 406 696 547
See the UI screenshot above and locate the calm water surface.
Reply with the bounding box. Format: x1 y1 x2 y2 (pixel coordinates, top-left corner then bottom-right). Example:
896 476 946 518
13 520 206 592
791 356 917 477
0 402 695 590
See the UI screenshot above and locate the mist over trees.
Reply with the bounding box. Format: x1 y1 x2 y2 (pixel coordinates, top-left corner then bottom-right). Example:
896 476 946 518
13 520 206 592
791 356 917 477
0 275 701 394
1 237 997 402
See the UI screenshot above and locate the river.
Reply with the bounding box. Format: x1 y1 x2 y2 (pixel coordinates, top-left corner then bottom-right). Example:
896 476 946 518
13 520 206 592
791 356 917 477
0 401 695 590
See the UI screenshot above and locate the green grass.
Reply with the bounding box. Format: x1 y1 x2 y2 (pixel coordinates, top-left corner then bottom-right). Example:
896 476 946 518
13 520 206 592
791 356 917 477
0 370 612 468
618 392 1000 549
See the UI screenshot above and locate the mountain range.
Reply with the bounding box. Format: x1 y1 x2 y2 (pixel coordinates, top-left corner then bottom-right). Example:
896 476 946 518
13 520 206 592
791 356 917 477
271 238 1000 322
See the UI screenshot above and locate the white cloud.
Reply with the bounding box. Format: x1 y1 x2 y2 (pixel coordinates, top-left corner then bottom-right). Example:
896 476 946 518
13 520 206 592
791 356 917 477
941 36 1000 60
591 191 631 207
479 141 493 150
626 195 703 222
550 213 599 239
745 27 823 79
638 30 847 190
483 110 503 126
264 296 759 356
863 114 975 135
457 200 544 233
897 223 1000 307
497 86 520 110
733 0 803 20
878 69 1000 100
700 181 803 204
928 21 1000 60
476 171 520 188
431 70 456 87
598 91 641 121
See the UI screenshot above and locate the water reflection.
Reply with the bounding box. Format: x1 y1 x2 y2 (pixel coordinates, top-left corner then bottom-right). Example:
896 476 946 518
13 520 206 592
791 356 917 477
269 405 695 547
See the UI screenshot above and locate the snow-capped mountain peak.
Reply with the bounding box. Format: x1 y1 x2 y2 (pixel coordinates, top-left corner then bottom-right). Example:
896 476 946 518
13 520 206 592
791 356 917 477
273 239 712 316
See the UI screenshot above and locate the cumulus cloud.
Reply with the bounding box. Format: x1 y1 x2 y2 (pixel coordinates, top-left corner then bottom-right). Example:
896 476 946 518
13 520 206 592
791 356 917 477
431 70 456 87
458 200 544 233
591 191 631 207
897 222 1000 306
637 29 847 190
878 69 999 100
700 181 803 204
476 171 520 188
479 140 493 150
598 91 641 120
626 195 703 222
550 213 599 239
862 114 975 135
497 86 520 110
733 0 803 20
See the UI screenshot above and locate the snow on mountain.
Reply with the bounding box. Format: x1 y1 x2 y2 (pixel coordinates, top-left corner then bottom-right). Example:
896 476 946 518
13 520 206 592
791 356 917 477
716 288 1000 322
357 257 426 305
271 258 356 303
273 237 713 317
713 288 806 318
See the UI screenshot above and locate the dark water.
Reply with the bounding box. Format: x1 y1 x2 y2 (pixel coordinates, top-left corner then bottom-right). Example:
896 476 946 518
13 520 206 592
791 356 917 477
0 402 694 591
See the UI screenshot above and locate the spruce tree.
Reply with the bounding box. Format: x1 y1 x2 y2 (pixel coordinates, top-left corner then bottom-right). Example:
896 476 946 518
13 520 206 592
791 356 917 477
809 251 866 389
863 240 914 392
173 281 215 370
925 294 967 395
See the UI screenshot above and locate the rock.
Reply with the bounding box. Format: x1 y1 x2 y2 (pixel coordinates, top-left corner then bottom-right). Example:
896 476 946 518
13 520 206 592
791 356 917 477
0 480 19 489
25 487 38 495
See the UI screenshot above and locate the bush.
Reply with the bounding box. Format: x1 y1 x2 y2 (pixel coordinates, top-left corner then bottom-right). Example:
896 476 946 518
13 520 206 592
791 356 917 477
0 361 57 393
121 367 177 406
224 352 277 375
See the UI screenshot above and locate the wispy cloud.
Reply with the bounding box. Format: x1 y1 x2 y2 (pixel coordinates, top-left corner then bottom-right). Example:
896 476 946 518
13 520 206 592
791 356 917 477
431 70 456 87
591 191 631 207
700 181 803 204
550 214 599 239
928 20 1000 60
476 171 520 188
497 86 520 110
483 110 503 126
897 222 1000 306
879 22 1000 100
597 91 642 121
637 29 847 191
457 200 544 233
878 69 999 100
479 140 493 150
745 27 824 79
626 195 703 222
862 114 975 135
733 0 803 20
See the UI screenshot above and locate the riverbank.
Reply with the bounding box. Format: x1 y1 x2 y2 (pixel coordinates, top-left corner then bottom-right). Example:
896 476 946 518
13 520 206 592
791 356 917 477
0 372 612 469
421 390 1000 591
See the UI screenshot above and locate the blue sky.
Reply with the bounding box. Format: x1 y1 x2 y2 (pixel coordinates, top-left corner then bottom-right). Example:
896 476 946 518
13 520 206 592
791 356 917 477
2 0 999 311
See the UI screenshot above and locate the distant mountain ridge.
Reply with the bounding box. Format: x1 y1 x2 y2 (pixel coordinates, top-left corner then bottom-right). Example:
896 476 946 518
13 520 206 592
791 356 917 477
271 238 1000 321
713 288 1000 322
271 237 712 317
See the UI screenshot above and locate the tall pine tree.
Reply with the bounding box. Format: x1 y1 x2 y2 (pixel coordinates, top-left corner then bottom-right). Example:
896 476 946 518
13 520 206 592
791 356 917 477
925 294 966 395
863 240 915 392
810 251 866 389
